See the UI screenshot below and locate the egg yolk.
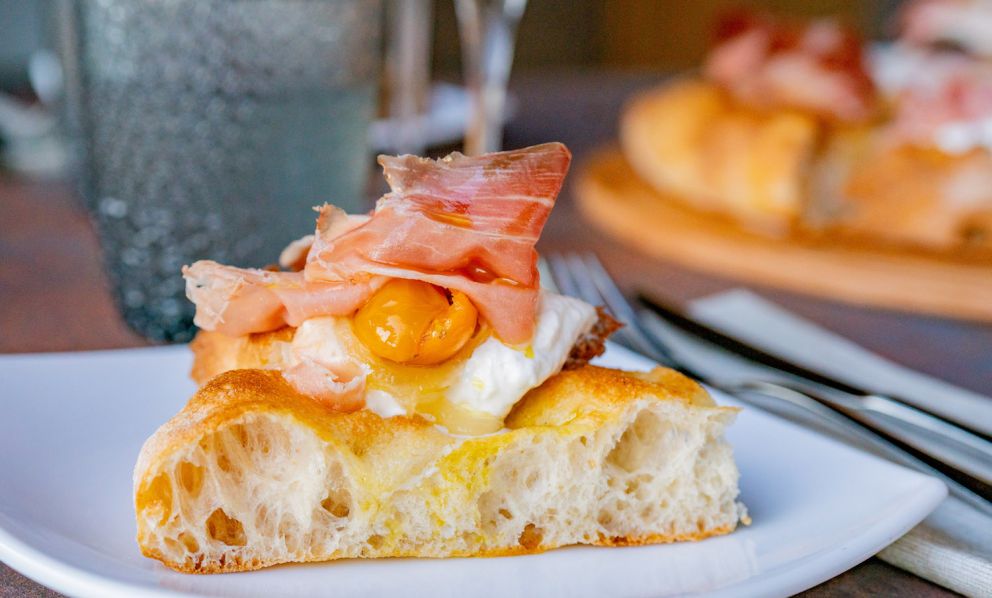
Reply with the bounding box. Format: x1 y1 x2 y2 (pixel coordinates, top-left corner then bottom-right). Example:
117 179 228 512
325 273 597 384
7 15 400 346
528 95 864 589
353 279 479 365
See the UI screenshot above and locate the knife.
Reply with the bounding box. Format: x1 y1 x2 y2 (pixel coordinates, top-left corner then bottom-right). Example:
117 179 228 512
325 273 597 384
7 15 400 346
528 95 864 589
638 293 992 486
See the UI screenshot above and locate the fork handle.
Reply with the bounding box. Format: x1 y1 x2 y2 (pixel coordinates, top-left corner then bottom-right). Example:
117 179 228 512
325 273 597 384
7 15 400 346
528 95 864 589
633 304 992 488
725 379 992 518
634 309 992 495
750 376 992 486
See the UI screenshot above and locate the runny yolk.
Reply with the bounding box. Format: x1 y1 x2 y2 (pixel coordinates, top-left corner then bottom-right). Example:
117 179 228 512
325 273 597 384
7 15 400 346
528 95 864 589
353 279 479 365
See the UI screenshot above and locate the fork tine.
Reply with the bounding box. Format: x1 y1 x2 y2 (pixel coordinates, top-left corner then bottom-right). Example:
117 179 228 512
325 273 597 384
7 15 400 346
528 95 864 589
550 251 659 363
537 256 559 294
549 252 629 342
580 253 640 324
578 252 682 366
546 253 579 298
565 253 609 309
555 252 673 366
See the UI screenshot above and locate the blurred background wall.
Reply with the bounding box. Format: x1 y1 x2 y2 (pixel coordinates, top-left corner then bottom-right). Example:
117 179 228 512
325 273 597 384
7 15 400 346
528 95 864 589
433 0 904 74
0 1 908 94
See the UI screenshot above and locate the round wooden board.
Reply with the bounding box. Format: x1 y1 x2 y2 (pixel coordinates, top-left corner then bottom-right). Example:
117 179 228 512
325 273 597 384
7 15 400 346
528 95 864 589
575 147 992 322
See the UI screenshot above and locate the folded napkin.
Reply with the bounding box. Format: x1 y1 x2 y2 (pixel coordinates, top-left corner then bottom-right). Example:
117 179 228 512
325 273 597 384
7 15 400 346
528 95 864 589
686 290 992 597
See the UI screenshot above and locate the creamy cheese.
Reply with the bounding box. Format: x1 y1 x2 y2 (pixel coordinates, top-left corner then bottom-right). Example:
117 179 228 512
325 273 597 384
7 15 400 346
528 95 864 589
365 389 407 418
290 317 355 365
871 44 992 154
284 291 597 429
932 119 992 155
444 292 597 419
870 44 934 98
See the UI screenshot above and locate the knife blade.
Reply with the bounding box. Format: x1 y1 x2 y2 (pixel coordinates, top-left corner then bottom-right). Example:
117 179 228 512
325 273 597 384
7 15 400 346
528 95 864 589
638 292 992 439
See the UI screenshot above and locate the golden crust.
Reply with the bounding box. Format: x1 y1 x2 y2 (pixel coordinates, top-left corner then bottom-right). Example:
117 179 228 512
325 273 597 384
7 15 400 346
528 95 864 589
621 77 992 254
621 78 821 233
835 145 992 252
506 365 718 430
135 368 450 486
139 366 723 484
135 365 740 573
144 524 739 575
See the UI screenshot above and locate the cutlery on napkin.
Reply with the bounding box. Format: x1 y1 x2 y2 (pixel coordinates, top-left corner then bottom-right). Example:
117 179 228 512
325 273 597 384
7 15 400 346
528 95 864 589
682 289 992 597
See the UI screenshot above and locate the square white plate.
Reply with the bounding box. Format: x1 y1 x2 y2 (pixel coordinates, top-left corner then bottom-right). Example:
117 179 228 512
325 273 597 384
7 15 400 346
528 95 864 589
0 344 945 598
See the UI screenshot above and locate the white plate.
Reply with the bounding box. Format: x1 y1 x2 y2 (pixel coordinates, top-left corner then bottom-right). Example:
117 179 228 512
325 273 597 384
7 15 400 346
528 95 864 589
0 344 945 598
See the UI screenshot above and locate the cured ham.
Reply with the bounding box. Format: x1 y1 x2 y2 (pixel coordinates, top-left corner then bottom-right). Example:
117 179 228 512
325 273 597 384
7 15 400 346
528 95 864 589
182 261 382 337
281 357 367 412
182 142 576 412
305 142 571 344
901 0 992 58
184 143 569 343
704 10 875 122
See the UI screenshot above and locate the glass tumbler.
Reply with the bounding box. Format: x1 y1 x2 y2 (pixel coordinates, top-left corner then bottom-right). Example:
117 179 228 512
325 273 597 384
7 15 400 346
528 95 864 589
57 0 383 342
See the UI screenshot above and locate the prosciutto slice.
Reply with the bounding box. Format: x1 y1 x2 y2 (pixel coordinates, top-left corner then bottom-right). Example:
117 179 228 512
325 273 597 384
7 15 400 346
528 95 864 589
184 143 569 345
182 261 383 337
282 357 367 412
704 10 875 122
183 143 571 410
305 142 572 344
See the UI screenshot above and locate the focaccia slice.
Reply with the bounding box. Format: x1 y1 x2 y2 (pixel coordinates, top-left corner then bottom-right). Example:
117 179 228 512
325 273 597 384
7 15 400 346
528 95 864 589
621 78 820 233
134 366 745 573
619 78 992 253
836 145 992 252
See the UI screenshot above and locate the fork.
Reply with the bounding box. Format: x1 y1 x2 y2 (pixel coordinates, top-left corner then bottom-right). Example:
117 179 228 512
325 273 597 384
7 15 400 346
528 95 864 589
549 251 992 483
543 252 992 517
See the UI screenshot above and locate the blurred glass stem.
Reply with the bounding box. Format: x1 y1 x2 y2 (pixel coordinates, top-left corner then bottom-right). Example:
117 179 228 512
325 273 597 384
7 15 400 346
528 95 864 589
455 0 526 156
386 0 433 155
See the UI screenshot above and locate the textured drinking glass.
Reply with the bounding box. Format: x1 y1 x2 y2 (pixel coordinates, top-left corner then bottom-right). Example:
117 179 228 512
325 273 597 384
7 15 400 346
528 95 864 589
58 0 382 342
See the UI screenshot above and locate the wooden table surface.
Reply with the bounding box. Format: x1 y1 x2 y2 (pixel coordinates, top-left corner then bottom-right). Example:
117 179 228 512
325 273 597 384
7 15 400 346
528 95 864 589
2 70 986 597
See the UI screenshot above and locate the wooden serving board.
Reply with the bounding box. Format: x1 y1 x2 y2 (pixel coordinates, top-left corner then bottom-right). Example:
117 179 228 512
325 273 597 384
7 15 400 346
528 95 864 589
575 147 992 322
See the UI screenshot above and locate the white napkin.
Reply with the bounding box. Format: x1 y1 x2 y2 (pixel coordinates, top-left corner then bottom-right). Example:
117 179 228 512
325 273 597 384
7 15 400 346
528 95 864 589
692 290 992 436
686 289 992 597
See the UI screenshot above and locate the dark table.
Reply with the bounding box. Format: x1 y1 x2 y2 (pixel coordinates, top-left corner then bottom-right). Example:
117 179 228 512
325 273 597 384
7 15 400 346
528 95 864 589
2 70 984 597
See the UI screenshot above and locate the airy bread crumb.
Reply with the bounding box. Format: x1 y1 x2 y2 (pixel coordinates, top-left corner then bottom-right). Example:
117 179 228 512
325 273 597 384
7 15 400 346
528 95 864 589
134 366 745 573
